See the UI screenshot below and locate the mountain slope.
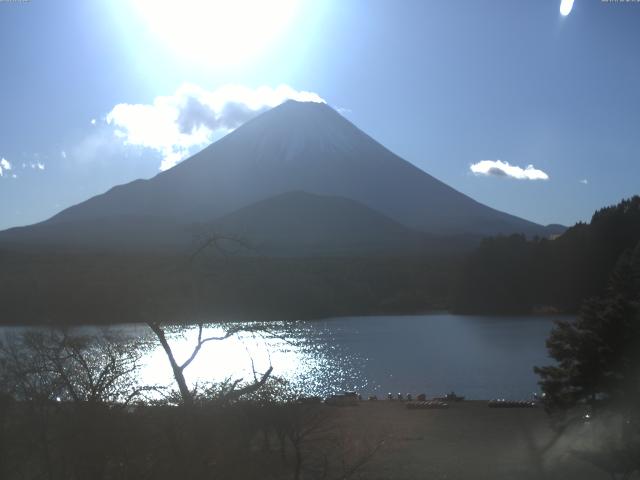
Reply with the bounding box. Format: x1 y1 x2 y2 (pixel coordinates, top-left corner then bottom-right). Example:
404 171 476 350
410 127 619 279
1 191 478 255
44 101 552 236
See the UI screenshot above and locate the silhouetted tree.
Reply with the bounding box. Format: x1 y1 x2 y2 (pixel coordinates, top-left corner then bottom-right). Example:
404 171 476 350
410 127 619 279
535 245 640 417
141 233 272 406
146 321 273 407
535 243 640 478
0 330 148 480
0 330 145 405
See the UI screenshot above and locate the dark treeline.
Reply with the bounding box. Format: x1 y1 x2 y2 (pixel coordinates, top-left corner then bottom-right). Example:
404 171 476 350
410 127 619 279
0 248 460 325
453 196 640 314
2 196 638 323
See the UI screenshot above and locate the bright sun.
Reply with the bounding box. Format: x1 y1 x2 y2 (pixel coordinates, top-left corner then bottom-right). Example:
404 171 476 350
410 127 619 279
132 0 299 67
559 0 574 17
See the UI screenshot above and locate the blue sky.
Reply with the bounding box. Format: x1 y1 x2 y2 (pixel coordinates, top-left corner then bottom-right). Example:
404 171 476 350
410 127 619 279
0 0 638 230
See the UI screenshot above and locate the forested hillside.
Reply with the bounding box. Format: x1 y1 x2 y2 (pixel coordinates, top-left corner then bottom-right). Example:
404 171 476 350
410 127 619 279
0 249 458 325
453 196 640 314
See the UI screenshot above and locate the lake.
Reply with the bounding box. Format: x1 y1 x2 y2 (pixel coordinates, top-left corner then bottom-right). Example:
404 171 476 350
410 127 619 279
2 314 564 400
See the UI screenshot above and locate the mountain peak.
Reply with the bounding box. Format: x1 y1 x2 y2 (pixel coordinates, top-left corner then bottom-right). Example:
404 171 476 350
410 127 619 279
213 97 366 161
253 98 339 123
280 98 328 107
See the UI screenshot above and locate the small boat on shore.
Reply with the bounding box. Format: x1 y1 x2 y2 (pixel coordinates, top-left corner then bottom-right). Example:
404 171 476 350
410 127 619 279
435 392 465 402
488 399 536 408
406 400 449 410
325 391 359 406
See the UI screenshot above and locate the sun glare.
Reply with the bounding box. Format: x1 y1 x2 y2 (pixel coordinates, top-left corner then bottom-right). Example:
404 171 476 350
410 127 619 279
559 0 574 17
132 0 299 67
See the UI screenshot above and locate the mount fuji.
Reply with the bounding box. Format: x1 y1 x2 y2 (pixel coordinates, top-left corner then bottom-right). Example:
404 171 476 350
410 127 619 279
0 100 562 254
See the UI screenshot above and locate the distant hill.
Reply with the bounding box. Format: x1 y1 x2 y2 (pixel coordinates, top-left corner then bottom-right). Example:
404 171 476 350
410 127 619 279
211 191 430 256
0 100 561 255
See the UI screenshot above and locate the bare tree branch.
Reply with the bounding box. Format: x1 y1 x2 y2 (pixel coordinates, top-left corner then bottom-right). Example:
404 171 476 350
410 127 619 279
189 233 252 264
223 366 274 403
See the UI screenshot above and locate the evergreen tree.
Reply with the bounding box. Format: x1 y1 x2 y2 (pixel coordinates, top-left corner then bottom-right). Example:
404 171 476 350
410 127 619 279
535 243 640 478
535 243 640 418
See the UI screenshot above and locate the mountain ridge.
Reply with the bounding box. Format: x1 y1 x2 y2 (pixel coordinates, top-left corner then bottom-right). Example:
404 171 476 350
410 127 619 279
0 100 562 254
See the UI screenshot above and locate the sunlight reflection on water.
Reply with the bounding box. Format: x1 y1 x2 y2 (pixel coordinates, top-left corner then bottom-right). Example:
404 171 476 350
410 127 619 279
133 321 369 397
3 315 562 400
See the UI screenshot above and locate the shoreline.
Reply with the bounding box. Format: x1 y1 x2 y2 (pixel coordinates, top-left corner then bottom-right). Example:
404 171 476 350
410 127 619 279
0 310 576 328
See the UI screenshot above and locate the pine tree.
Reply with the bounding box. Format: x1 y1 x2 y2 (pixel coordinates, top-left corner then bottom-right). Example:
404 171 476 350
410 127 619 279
535 243 640 477
535 243 640 417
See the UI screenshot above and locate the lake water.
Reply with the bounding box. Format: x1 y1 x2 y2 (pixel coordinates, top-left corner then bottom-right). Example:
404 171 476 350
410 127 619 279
3 314 564 400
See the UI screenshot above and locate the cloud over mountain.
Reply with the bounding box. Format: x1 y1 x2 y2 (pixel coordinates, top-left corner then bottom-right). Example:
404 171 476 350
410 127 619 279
106 84 325 171
470 160 549 181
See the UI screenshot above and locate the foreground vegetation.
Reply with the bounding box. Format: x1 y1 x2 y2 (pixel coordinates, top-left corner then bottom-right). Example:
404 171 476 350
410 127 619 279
0 329 384 480
0 329 616 480
533 238 640 479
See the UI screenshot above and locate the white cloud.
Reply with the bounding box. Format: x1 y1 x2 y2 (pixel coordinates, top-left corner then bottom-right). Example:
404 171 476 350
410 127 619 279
90 118 97 125
1 156 45 177
61 150 67 159
470 160 549 181
0 157 11 177
579 178 588 185
26 162 45 170
106 83 325 171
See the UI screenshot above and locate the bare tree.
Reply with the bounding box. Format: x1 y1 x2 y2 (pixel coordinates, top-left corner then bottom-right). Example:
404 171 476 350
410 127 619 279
0 330 145 405
146 233 273 407
0 330 150 480
147 321 273 406
269 402 386 480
